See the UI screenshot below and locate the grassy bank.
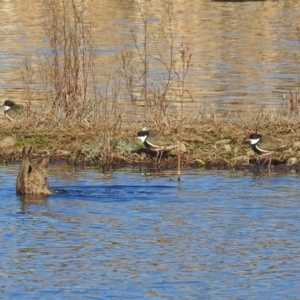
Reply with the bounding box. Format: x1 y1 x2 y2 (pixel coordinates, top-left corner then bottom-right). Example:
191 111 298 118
2 105 300 173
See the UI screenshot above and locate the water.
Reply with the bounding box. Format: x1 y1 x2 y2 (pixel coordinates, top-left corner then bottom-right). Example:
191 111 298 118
1 164 300 299
0 0 300 114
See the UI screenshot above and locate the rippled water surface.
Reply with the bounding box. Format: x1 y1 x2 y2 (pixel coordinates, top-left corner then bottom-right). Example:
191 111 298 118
0 0 300 114
1 165 300 299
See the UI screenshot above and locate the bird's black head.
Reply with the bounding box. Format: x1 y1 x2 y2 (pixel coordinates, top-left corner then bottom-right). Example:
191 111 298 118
3 100 16 107
248 133 262 145
249 133 262 140
137 130 149 138
137 130 149 143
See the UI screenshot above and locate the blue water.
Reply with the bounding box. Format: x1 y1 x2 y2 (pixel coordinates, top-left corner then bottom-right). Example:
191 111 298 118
1 165 300 299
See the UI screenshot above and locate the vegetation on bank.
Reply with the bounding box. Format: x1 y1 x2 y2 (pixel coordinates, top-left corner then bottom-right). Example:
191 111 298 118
2 105 300 172
2 0 300 172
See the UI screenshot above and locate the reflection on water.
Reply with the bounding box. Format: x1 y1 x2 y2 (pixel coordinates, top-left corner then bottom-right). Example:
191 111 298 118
1 164 300 299
0 0 299 115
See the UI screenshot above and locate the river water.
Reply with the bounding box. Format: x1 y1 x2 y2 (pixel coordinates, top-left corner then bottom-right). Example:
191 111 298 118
0 0 300 114
1 164 300 299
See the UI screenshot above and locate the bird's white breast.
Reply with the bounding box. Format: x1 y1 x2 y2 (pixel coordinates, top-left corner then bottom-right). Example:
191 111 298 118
137 135 147 143
250 138 260 145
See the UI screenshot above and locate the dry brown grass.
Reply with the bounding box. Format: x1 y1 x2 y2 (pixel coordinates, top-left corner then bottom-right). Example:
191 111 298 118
1 101 300 173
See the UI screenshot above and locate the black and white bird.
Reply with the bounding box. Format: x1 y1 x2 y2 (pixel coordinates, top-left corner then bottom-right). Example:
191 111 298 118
137 129 176 163
248 133 284 172
0 100 24 121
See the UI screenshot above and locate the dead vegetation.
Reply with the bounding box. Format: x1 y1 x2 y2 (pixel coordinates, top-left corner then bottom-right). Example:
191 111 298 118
2 102 300 173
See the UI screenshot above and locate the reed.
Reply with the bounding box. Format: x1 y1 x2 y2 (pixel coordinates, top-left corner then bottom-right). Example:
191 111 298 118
41 0 97 124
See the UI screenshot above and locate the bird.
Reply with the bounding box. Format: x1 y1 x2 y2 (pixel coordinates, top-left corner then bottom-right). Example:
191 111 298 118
248 133 284 172
16 146 53 195
0 100 24 121
137 129 176 163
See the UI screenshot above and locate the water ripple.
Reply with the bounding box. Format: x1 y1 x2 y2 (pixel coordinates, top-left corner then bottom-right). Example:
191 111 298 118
1 166 300 299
